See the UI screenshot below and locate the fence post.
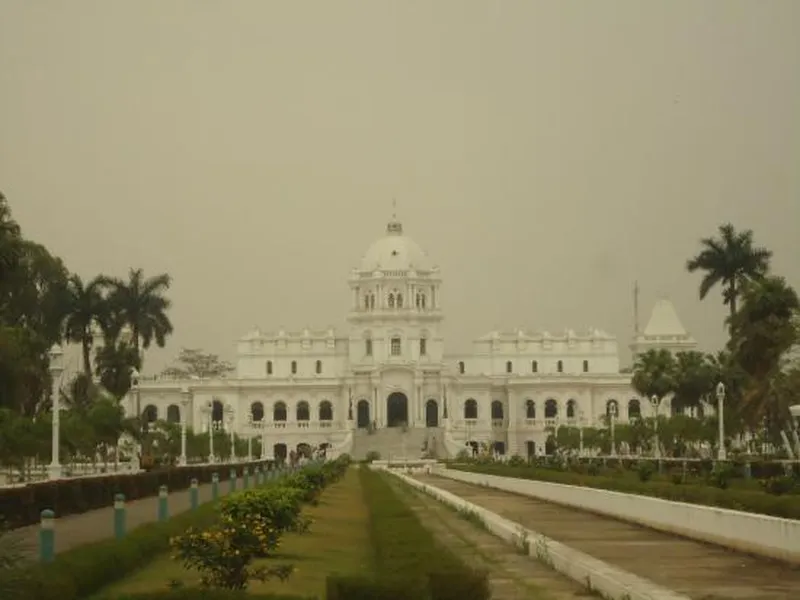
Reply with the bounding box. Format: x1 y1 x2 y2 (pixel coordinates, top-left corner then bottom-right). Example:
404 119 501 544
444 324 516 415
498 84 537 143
190 478 199 510
39 509 55 563
229 468 237 493
158 485 169 521
114 493 126 539
211 472 219 501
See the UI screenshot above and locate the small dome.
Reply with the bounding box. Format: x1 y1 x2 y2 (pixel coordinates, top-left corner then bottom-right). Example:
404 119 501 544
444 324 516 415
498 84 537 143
358 217 433 272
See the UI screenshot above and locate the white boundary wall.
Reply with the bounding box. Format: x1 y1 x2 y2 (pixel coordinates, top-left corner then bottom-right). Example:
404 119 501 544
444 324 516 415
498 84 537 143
438 467 800 565
388 469 689 600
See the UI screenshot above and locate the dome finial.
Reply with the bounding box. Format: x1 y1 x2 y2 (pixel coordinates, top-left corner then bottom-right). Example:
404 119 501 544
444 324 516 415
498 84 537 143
386 197 403 235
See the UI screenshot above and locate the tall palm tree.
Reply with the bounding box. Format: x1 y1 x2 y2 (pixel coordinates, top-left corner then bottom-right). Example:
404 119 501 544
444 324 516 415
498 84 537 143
63 274 108 377
686 223 772 324
632 348 677 401
99 268 174 357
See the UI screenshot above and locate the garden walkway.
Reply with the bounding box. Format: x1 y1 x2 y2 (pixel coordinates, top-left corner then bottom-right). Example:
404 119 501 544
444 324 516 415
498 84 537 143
418 474 800 600
9 476 245 560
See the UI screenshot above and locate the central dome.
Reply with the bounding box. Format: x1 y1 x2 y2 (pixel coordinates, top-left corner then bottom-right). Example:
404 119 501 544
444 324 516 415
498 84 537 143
358 217 433 272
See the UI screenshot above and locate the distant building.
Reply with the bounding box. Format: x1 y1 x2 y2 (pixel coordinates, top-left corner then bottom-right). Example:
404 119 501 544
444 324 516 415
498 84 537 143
125 215 695 460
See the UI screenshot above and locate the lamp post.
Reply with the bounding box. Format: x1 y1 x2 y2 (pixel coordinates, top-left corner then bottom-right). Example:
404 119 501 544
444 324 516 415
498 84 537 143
609 403 618 456
204 401 216 463
716 382 727 460
225 404 235 462
48 344 64 480
179 387 191 466
130 367 141 427
577 408 585 456
650 395 661 460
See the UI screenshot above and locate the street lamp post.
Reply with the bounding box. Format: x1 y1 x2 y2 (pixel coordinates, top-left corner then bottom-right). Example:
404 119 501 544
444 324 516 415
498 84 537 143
577 408 585 456
179 387 191 466
716 382 727 460
204 402 216 463
48 344 64 480
225 404 235 462
609 403 618 456
650 395 661 460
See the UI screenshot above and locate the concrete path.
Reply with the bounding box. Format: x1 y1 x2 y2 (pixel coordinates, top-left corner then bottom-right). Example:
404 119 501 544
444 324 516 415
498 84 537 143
388 476 592 600
417 475 800 600
8 476 246 560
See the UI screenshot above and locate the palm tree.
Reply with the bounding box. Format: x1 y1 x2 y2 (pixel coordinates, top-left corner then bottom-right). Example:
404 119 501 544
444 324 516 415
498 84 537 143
672 351 715 414
632 348 677 401
686 223 772 324
63 274 108 377
99 268 174 358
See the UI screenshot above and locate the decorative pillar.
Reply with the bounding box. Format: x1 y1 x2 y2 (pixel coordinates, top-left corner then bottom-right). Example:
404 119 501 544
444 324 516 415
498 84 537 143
507 389 519 456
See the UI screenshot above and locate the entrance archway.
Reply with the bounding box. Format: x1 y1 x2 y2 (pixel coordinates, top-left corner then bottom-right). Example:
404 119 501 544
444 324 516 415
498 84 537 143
356 400 370 429
386 392 409 427
425 399 439 427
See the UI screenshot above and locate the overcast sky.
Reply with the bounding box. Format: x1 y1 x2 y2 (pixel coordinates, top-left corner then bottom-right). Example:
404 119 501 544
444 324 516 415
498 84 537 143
2 1 798 375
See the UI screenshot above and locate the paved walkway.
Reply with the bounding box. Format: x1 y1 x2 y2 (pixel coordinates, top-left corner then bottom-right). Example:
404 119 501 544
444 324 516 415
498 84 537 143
418 475 800 600
9 476 246 560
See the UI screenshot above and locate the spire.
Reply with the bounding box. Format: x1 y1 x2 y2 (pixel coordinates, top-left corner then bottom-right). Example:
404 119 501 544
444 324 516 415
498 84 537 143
386 197 403 235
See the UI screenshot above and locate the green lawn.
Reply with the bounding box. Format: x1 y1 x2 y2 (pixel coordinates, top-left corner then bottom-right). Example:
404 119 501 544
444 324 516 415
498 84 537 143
94 468 372 599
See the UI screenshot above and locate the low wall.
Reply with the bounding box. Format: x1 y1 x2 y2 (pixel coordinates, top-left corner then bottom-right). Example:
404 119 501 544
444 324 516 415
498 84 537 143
391 470 688 600
439 467 800 565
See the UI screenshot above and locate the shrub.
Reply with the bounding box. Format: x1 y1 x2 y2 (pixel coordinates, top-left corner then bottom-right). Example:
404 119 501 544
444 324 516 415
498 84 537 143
636 461 655 482
760 476 796 496
102 590 313 600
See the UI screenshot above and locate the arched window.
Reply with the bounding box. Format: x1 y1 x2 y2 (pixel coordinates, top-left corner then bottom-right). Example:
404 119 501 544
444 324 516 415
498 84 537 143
531 360 538 373
365 339 373 356
266 360 273 375
557 360 563 373
397 293 403 308
505 361 513 373
315 360 322 374
582 360 589 373
628 398 641 420
250 401 264 421
458 361 465 374
369 294 375 309
390 337 401 356
166 404 180 424
544 398 558 419
296 401 310 421
211 399 224 422
388 293 395 308
606 399 619 420
143 404 158 424
491 400 504 420
291 360 297 375
525 399 536 419
273 401 287 421
319 400 333 421
464 398 478 419
566 399 577 419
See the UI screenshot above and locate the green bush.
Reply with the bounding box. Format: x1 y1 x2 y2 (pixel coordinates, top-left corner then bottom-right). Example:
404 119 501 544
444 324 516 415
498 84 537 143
101 590 313 600
636 461 655 482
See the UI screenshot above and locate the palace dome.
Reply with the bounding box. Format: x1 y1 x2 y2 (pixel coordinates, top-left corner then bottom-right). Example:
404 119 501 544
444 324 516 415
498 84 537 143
358 217 434 273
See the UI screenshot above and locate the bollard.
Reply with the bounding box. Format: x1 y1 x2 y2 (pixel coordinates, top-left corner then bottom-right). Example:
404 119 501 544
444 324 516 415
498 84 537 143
158 485 169 521
229 468 237 493
114 493 126 539
39 509 55 563
211 472 219 501
190 478 199 510
243 467 250 489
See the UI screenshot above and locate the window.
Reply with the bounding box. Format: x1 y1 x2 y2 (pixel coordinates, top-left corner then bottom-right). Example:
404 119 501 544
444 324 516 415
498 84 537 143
365 339 373 356
291 360 297 375
296 401 310 421
458 361 465 374
397 293 403 308
557 360 563 373
531 360 538 373
464 399 478 419
583 360 589 373
364 295 370 310
525 399 535 419
390 337 401 356
491 400 504 419
506 361 513 373
266 360 273 375
315 359 322 374
369 294 375 309
419 338 427 356
388 293 395 308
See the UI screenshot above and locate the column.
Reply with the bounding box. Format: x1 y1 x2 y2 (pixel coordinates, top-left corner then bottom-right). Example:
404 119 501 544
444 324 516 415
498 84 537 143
507 389 519 455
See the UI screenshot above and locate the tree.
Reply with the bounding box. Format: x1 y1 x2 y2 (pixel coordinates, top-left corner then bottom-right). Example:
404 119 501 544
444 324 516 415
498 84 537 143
632 349 677 401
161 348 234 379
95 341 141 400
686 223 771 324
99 268 173 358
672 351 715 413
0 191 22 284
63 274 108 377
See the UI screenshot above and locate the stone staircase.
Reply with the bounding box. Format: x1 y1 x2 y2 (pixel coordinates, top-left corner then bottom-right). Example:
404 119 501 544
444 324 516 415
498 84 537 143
351 426 437 461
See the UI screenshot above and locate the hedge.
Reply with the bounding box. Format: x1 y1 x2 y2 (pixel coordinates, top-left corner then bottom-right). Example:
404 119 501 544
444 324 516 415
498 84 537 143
325 468 490 600
0 459 275 528
100 590 313 600
451 463 800 520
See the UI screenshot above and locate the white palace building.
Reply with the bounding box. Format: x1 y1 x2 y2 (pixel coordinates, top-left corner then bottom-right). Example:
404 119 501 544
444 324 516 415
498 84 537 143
125 215 697 461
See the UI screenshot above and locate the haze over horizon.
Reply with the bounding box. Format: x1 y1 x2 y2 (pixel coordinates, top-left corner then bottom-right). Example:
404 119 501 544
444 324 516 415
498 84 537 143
2 1 798 376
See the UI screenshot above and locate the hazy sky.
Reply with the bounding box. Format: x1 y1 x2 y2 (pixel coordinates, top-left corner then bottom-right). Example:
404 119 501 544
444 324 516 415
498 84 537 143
2 1 799 376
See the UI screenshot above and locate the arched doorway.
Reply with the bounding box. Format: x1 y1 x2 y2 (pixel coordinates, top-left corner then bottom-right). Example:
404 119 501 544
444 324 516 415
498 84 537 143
386 392 408 427
273 443 287 463
356 400 370 429
425 399 439 427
